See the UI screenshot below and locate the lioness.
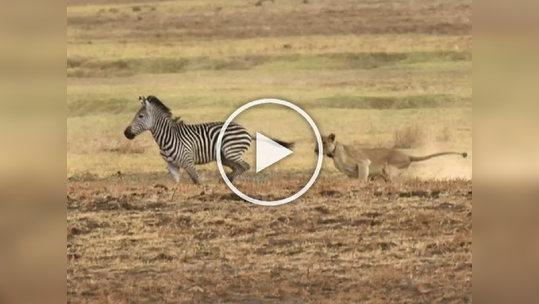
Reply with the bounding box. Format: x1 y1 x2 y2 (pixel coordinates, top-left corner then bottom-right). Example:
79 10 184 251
314 133 468 181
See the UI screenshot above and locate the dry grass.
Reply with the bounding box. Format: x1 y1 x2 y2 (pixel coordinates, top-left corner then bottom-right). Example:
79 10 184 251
66 0 472 78
67 175 472 303
393 125 427 149
67 51 472 78
67 0 471 40
102 140 145 154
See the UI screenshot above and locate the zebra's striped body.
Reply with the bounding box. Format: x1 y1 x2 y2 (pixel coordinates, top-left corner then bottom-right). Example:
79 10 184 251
125 95 286 184
161 122 251 165
154 120 252 184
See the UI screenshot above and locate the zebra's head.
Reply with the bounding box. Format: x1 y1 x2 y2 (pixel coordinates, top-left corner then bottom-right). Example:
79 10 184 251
124 95 170 140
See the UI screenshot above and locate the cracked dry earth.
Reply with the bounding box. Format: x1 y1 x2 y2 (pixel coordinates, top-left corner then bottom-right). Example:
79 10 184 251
67 175 472 303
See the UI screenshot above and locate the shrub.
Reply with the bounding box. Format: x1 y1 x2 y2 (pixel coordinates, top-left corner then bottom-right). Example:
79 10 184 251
393 125 426 149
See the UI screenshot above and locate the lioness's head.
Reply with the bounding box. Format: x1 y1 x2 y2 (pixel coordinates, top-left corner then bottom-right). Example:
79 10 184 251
314 133 336 158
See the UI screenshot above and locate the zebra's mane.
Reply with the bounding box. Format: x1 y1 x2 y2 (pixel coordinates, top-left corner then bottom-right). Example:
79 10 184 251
173 116 184 125
146 95 172 116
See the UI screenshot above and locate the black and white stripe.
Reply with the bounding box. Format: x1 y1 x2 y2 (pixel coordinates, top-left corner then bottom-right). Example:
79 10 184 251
156 119 252 184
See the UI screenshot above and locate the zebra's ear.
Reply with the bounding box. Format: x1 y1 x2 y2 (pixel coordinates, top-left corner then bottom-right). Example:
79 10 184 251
138 96 146 106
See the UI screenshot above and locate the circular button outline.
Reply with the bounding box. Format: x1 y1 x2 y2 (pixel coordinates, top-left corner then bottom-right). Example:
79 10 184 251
216 98 323 206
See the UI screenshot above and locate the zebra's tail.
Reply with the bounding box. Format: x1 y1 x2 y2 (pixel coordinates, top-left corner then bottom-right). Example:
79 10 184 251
251 135 294 149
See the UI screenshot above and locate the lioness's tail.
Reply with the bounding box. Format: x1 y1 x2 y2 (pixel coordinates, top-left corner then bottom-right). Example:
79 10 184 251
251 135 294 149
409 151 467 162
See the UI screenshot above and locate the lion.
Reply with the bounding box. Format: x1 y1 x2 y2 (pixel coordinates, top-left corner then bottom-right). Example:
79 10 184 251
314 133 468 181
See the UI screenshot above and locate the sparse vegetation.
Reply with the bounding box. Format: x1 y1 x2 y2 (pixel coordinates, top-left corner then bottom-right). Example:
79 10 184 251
314 94 469 110
255 0 274 6
66 51 471 78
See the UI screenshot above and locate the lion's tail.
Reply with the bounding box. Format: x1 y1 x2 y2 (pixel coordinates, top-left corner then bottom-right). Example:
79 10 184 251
409 151 467 162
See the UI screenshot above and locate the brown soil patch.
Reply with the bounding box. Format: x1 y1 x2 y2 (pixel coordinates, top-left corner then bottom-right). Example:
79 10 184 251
67 175 472 303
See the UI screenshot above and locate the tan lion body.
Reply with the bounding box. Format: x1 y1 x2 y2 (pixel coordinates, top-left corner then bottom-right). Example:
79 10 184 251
316 134 467 181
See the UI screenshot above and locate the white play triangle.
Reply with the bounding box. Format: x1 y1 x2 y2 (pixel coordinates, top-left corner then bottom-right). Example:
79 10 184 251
256 132 293 173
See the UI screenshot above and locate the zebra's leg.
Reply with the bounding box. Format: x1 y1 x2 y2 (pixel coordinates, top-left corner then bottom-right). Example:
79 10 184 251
166 163 181 201
222 156 250 182
183 163 201 185
167 163 181 183
220 159 235 182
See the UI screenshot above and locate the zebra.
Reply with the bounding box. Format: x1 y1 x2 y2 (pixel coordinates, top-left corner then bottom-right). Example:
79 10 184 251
124 95 294 184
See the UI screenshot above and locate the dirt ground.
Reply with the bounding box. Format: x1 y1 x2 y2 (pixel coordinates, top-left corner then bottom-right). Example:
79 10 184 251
67 174 472 303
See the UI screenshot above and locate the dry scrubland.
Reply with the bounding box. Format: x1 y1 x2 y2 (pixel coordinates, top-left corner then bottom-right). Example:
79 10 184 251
67 0 472 302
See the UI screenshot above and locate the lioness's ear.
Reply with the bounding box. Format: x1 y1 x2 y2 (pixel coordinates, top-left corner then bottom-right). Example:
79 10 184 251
328 133 336 141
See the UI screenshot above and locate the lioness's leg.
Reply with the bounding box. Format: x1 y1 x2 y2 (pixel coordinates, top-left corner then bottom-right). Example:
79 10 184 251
382 164 403 182
381 163 393 182
355 160 370 182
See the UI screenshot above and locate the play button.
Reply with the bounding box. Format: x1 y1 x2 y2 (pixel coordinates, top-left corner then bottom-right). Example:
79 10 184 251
256 132 293 173
216 98 323 206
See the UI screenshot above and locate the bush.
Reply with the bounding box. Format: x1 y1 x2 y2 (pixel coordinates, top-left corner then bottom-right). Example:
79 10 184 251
393 125 426 149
